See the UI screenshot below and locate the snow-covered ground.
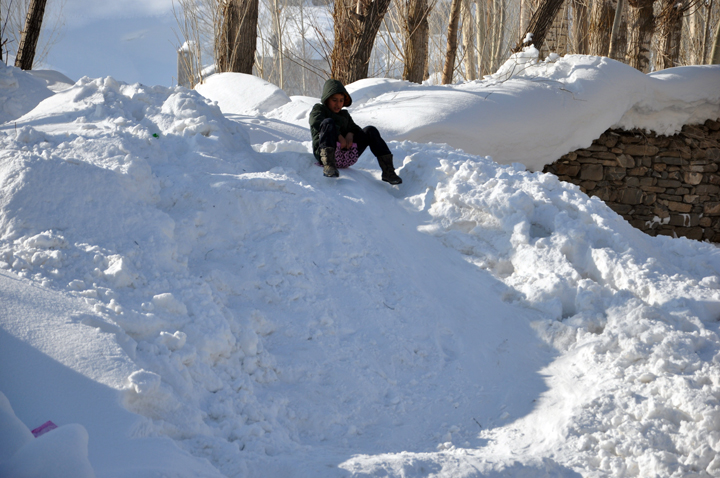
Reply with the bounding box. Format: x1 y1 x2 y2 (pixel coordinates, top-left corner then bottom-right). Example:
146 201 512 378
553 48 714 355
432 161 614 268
1 52 720 478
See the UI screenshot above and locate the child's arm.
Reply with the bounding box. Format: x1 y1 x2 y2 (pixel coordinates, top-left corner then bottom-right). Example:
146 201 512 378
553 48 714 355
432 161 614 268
346 115 363 138
308 104 328 131
342 112 361 148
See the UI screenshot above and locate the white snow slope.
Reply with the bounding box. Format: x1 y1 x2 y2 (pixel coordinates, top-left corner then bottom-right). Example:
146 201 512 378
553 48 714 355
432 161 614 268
1 54 720 478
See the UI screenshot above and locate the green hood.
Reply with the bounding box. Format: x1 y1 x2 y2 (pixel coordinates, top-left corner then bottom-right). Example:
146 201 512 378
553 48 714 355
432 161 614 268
321 79 352 107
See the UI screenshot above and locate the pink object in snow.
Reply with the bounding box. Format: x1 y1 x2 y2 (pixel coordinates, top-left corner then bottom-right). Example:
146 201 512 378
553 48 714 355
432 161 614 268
334 142 359 168
31 420 58 437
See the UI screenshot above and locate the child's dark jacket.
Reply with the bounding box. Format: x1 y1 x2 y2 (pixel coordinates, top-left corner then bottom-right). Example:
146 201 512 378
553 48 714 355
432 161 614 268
309 79 364 160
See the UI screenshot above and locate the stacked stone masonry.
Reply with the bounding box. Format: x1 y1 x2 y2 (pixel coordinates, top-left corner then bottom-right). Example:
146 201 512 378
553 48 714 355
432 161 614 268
543 119 720 242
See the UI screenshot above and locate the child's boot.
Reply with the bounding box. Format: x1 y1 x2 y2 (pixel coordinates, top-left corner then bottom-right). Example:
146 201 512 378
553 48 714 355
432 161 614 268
378 154 402 185
320 147 339 177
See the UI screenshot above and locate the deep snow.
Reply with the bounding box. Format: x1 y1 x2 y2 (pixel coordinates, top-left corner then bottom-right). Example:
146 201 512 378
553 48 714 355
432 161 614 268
1 52 720 478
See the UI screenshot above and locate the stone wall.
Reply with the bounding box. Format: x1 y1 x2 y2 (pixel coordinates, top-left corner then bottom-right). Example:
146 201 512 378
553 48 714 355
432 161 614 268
543 119 720 241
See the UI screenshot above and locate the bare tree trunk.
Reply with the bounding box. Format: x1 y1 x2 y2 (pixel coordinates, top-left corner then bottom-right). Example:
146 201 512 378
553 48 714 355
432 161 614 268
512 0 566 52
655 0 683 70
711 18 720 64
668 11 683 65
542 1 568 57
625 0 654 72
589 0 614 56
607 0 625 60
490 0 505 70
442 0 462 83
331 0 393 84
475 0 490 75
272 0 284 88
685 3 703 65
1 11 5 62
702 0 714 64
571 0 588 54
462 0 476 79
15 0 47 70
299 2 307 93
402 0 431 83
520 0 536 34
216 0 259 74
615 6 628 59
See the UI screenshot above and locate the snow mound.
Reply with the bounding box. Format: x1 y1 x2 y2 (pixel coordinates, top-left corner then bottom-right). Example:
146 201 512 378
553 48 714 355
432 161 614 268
0 392 34 462
0 63 54 124
0 420 96 478
345 77 412 107
619 65 720 134
391 142 720 476
484 44 544 82
28 69 76 92
195 72 291 115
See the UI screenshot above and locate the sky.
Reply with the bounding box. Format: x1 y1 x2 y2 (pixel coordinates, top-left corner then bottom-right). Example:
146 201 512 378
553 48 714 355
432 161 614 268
2 48 720 477
41 0 179 86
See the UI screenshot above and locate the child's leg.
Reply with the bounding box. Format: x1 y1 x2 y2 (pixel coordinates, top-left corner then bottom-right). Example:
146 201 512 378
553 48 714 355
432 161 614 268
356 126 401 185
354 126 391 158
318 118 339 149
317 118 339 178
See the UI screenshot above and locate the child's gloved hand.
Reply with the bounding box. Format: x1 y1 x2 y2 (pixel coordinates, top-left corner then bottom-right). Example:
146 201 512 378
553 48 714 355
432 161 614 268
338 134 354 149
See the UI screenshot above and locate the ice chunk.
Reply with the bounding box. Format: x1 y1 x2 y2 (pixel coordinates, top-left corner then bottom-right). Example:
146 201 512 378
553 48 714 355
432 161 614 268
152 293 187 315
128 369 162 395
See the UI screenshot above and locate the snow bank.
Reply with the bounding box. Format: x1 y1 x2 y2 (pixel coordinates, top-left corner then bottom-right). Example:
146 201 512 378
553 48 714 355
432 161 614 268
345 77 411 106
0 75 257 477
0 414 96 478
0 265 224 477
0 392 34 462
390 143 720 476
0 63 55 124
28 69 76 93
195 72 291 115
618 65 720 135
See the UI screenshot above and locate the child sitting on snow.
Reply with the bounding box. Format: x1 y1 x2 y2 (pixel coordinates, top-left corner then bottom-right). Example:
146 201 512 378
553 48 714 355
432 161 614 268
309 79 402 184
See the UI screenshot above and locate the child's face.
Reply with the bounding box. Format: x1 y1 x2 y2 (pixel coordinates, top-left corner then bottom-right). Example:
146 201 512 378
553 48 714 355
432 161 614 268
326 93 345 113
